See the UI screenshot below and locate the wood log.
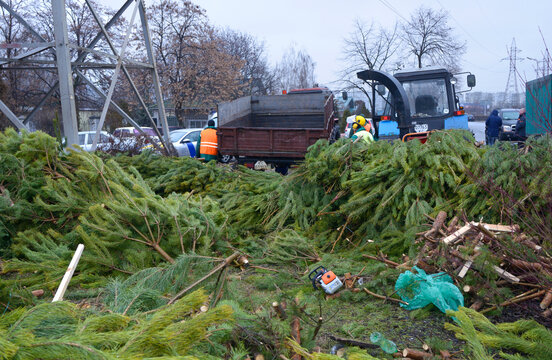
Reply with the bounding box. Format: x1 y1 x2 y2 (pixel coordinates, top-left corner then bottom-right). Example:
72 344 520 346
513 233 528 243
509 259 543 272
440 350 452 359
237 255 250 268
458 260 474 279
432 211 447 231
480 223 519 232
447 216 459 233
543 307 552 318
31 289 44 297
463 285 474 294
540 289 552 310
474 223 499 243
402 348 432 359
457 243 482 278
254 354 265 360
443 224 472 245
492 266 520 283
470 299 484 311
522 239 542 252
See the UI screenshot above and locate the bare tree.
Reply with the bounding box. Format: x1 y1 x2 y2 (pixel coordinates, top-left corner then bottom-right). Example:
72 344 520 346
401 6 466 72
147 0 244 125
342 20 401 73
340 20 402 116
0 0 32 110
217 28 276 95
273 44 316 92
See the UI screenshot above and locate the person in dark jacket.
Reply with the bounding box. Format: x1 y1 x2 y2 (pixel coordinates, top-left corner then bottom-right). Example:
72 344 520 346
514 108 527 139
329 118 341 144
485 109 502 145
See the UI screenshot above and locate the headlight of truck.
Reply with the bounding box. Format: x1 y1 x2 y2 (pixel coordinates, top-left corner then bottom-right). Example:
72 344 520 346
503 125 512 132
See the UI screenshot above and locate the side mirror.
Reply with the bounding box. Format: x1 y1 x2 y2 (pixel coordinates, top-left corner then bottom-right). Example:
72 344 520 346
467 74 476 88
341 91 348 100
377 84 386 95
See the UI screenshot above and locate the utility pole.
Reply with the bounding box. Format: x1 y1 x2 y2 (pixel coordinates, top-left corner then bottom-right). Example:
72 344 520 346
527 57 551 78
0 0 175 155
51 0 78 147
502 38 523 107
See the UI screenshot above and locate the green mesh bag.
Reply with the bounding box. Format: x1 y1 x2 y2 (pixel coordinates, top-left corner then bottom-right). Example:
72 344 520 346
395 266 464 314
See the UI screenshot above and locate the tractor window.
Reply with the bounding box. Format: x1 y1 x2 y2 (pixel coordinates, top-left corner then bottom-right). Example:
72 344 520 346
401 78 449 118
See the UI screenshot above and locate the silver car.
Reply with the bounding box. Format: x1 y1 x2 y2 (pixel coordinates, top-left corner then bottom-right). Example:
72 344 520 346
170 128 203 157
78 131 115 152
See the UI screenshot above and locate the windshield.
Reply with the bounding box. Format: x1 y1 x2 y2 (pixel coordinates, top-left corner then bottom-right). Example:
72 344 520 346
170 131 186 142
401 78 450 118
501 111 519 120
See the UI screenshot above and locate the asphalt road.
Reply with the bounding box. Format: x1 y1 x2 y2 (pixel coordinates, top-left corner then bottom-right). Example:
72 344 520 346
468 120 486 143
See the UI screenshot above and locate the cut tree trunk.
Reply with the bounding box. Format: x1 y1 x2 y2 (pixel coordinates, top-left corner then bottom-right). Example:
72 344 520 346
540 289 552 309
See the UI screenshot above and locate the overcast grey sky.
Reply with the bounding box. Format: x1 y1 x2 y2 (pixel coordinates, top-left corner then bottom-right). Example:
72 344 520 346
100 0 551 93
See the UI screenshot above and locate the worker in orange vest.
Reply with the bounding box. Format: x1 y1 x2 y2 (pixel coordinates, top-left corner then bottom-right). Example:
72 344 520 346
196 119 218 162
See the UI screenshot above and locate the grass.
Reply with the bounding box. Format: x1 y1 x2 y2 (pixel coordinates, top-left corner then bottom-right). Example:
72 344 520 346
216 256 464 357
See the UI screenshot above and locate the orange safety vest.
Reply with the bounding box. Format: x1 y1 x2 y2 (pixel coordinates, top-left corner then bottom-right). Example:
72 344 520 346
199 128 218 156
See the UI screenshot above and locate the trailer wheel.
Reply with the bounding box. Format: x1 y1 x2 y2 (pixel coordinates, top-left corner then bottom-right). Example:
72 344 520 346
275 165 289 175
219 154 235 163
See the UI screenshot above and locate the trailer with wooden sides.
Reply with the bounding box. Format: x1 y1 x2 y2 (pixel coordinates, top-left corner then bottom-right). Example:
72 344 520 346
217 88 335 172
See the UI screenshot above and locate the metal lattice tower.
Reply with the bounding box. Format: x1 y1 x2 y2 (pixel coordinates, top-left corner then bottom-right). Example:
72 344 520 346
0 0 174 155
502 38 523 106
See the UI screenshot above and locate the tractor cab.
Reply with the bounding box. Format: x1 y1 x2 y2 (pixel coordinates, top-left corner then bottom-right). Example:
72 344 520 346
357 68 475 141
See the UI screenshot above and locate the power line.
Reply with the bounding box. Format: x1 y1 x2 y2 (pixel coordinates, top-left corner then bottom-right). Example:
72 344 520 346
434 0 502 58
378 0 409 22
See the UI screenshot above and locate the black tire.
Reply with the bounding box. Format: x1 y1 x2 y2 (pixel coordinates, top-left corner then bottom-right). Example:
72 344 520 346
219 154 235 163
274 165 289 175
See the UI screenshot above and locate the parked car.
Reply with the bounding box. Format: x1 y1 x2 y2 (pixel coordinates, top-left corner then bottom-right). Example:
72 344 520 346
169 128 203 157
113 126 158 138
467 114 475 122
498 108 520 132
78 131 115 152
113 126 161 152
